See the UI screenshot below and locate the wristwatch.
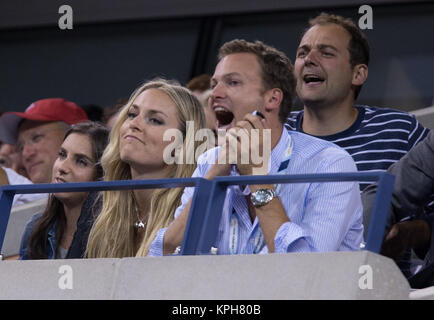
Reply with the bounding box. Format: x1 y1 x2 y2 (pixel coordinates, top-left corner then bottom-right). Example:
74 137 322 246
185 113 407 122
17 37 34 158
250 188 276 208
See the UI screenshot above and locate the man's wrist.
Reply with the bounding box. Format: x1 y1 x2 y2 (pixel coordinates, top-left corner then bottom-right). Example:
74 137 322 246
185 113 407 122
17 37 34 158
249 184 274 193
250 186 277 208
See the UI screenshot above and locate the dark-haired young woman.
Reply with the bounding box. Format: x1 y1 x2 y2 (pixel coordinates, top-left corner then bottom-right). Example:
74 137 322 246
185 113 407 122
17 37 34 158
19 121 109 259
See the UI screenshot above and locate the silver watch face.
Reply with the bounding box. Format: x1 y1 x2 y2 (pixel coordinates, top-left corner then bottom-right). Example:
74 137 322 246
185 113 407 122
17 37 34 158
251 189 275 206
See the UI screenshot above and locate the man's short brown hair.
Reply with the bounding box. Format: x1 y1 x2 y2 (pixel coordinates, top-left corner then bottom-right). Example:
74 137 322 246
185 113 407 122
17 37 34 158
218 39 296 123
186 74 211 93
306 13 370 99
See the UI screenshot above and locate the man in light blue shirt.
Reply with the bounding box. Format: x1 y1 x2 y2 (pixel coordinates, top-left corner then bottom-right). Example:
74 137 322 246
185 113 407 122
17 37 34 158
149 39 363 256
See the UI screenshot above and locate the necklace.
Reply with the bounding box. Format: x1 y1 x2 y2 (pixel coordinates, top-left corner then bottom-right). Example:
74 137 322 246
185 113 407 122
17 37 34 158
134 219 145 230
133 194 146 230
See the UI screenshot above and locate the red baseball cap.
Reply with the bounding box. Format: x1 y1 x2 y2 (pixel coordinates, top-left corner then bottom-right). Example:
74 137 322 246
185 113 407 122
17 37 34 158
0 98 89 144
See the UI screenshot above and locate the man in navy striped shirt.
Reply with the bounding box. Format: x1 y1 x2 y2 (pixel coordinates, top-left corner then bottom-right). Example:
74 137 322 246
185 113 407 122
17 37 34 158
286 13 430 277
149 39 363 256
285 13 429 191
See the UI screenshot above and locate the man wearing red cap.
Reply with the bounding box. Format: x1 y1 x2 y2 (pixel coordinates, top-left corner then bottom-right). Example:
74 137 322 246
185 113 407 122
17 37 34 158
0 98 88 185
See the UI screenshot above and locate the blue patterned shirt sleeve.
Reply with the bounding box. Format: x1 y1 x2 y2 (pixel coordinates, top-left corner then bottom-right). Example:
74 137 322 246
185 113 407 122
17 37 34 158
272 150 363 253
147 227 167 256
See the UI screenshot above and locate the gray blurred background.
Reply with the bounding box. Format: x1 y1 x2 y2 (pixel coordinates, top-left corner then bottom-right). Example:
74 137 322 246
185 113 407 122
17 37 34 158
1 0 433 113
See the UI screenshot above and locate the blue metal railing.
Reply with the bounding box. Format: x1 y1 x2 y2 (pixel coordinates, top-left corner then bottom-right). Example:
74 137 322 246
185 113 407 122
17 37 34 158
190 172 395 255
0 172 394 256
0 178 213 255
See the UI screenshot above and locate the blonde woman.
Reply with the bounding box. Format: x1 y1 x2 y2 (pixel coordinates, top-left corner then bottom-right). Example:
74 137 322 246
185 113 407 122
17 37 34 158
86 79 209 258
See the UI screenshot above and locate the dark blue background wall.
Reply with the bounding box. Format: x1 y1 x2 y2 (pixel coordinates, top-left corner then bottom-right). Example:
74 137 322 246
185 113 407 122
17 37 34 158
0 0 433 112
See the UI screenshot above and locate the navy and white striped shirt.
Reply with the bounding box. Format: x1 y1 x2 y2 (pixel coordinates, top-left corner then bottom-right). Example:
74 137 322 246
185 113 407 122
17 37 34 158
149 129 363 255
285 105 429 191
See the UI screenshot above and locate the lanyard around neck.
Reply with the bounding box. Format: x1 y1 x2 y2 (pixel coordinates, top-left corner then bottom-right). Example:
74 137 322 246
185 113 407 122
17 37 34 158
229 134 293 254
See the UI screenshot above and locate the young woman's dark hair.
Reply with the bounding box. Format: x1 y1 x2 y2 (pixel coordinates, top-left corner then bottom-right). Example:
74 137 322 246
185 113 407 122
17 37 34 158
26 121 109 259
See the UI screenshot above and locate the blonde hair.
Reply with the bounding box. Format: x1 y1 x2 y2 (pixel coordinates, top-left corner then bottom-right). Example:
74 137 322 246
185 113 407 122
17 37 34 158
86 79 208 258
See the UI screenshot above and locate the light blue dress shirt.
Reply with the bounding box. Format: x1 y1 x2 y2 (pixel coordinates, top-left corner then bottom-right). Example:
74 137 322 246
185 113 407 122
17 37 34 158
149 129 363 255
